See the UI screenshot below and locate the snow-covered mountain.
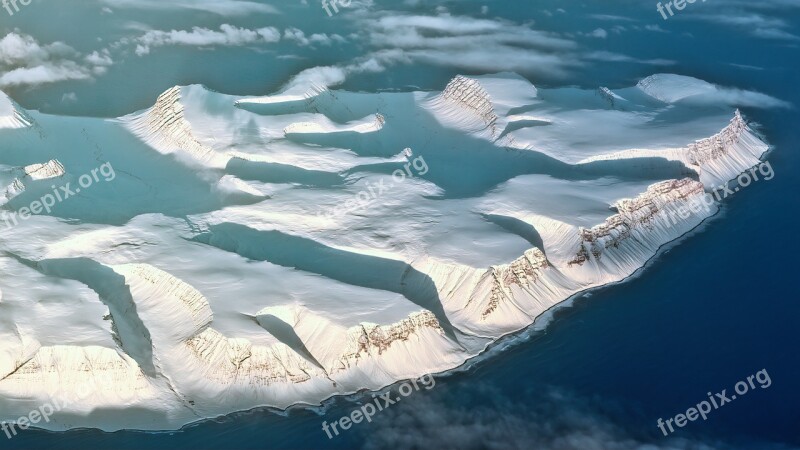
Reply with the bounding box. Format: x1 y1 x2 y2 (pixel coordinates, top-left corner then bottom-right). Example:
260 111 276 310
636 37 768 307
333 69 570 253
0 72 771 431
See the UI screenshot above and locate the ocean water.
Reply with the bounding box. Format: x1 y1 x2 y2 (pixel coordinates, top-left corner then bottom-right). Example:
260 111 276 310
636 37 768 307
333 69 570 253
2 0 799 449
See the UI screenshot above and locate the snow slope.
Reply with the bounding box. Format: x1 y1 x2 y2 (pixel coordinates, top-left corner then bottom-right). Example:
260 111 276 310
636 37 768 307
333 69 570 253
0 72 773 431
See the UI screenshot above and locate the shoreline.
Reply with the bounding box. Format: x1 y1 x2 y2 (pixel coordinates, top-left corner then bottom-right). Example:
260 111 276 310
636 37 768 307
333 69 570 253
8 193 733 437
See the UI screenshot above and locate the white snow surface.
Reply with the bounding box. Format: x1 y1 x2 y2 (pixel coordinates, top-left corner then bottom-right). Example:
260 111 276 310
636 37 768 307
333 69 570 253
0 72 774 432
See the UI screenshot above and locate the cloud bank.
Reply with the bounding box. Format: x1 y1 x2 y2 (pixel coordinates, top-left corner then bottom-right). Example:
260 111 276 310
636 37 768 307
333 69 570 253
130 24 281 56
0 32 113 88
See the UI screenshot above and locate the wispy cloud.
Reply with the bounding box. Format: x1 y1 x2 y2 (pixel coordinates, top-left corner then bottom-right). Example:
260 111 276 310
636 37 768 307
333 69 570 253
358 384 729 450
127 24 281 56
99 0 278 16
360 13 580 79
0 32 112 88
688 0 800 41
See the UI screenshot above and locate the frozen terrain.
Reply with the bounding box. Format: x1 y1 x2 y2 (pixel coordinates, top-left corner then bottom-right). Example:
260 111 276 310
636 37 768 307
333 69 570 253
0 72 772 431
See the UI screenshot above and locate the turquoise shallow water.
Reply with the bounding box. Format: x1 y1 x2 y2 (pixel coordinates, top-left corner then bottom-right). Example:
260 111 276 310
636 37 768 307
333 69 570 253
1 0 799 448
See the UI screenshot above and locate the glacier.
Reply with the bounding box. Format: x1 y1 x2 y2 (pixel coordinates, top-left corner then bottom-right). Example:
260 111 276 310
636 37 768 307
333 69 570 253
0 72 773 431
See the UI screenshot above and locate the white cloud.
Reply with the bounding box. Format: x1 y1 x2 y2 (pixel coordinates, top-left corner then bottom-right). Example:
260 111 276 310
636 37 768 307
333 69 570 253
359 384 728 450
588 28 608 39
584 51 675 66
267 10 682 98
283 28 309 46
132 24 281 56
688 0 800 41
85 49 113 67
692 86 791 109
0 32 109 88
589 14 637 22
61 92 78 103
640 73 790 109
283 28 341 47
100 0 278 16
0 63 91 88
644 24 668 33
361 13 580 79
284 66 348 93
0 33 74 66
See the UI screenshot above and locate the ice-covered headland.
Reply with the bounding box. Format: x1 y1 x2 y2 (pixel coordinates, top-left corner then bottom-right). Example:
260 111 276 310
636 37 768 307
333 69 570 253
0 72 774 431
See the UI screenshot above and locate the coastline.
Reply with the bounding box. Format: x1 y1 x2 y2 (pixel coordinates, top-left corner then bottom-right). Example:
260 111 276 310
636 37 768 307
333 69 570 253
7 188 736 436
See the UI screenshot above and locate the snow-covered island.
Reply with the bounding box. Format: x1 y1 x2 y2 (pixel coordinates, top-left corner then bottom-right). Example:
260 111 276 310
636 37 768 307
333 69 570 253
0 72 774 431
